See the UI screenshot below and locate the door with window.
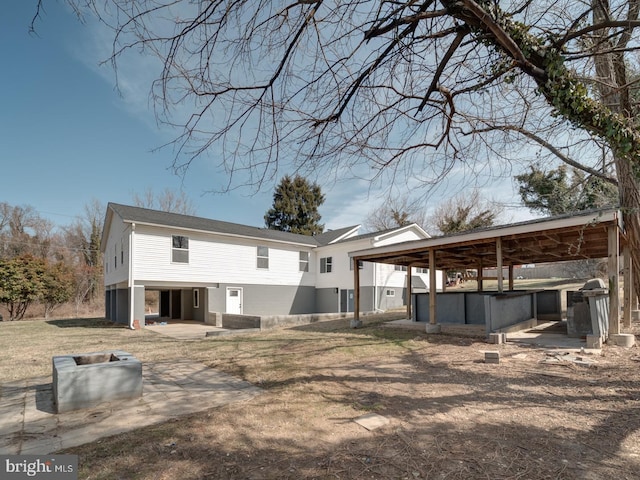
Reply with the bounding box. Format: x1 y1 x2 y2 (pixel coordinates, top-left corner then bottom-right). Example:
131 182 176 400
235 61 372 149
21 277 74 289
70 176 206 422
340 289 354 313
226 287 243 314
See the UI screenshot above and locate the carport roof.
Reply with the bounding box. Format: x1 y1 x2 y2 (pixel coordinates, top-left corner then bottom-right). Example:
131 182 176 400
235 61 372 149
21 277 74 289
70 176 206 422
350 208 624 269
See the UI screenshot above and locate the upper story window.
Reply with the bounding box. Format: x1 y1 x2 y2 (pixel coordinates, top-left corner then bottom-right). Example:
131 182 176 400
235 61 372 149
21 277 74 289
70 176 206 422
320 256 332 273
395 265 407 272
172 235 189 263
257 246 269 269
299 251 309 272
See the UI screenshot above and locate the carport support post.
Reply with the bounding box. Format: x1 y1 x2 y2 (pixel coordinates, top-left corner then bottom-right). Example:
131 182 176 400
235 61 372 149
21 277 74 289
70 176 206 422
508 265 514 291
623 244 632 328
496 238 504 293
477 259 484 292
406 266 412 320
426 248 440 333
608 225 620 335
351 257 362 328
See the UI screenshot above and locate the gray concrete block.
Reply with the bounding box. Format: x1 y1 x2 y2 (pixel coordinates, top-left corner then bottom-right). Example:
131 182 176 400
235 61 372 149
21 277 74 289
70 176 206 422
610 333 636 348
53 351 142 414
484 351 500 364
488 333 506 344
426 323 441 333
585 334 602 349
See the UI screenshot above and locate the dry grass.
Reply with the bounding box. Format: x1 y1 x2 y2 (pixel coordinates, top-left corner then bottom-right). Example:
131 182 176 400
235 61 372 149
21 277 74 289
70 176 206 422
2 312 640 479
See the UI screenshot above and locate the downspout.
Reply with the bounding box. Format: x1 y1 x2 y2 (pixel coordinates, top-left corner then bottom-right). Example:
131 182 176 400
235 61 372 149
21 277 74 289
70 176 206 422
128 223 136 329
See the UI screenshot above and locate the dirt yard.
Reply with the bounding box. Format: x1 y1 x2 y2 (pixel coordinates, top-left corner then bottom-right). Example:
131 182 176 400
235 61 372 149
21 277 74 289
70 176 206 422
2 314 632 479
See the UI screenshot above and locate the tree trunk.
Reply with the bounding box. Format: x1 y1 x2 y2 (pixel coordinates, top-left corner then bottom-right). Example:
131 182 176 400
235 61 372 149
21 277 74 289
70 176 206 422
590 0 640 302
616 156 640 303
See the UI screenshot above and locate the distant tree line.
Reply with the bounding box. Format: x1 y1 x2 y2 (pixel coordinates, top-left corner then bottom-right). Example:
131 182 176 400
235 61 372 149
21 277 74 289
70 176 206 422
0 201 104 321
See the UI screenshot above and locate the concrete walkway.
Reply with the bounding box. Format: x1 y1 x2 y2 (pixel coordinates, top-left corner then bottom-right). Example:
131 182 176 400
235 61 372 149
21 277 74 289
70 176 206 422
0 360 262 455
145 321 260 340
145 321 228 340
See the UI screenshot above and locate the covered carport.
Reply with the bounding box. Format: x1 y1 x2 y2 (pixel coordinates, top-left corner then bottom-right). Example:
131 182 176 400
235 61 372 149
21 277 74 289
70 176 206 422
349 209 632 338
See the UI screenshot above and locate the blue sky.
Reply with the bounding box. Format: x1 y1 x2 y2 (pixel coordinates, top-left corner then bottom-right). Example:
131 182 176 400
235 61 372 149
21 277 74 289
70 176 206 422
1 2 532 232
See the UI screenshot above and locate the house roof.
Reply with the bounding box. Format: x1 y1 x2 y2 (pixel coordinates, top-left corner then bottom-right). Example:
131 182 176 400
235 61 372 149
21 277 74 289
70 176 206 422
332 223 431 245
105 203 321 248
102 203 412 251
350 208 624 269
313 225 361 245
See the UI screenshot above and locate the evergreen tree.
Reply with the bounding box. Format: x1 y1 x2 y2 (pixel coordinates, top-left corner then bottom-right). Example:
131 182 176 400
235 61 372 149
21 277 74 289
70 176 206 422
265 176 325 235
430 189 501 235
515 165 618 217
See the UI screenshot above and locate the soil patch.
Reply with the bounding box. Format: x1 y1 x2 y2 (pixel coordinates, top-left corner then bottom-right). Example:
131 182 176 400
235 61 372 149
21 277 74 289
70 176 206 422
59 320 640 479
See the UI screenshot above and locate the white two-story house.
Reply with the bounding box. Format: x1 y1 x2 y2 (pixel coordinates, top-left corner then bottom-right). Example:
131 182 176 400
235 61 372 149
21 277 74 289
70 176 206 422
101 203 441 328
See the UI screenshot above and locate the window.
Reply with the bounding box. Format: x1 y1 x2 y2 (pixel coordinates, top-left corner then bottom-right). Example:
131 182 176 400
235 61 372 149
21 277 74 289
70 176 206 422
350 259 364 271
172 235 189 263
120 239 124 265
257 246 269 269
386 289 396 297
299 251 309 272
320 256 332 273
193 289 200 308
394 265 407 271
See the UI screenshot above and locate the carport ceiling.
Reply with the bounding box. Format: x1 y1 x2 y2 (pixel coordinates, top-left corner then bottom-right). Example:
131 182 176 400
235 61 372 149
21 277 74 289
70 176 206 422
351 209 624 270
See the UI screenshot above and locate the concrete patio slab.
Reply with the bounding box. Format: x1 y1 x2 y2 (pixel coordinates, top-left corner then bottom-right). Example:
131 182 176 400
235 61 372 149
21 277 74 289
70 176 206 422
0 359 262 455
145 321 231 340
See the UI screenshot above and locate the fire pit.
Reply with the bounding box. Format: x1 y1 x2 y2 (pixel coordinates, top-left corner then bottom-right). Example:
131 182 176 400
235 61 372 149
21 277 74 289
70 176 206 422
52 350 142 413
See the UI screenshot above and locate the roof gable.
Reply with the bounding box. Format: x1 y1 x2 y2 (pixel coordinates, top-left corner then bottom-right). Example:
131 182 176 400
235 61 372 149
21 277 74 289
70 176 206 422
331 223 431 246
313 225 361 245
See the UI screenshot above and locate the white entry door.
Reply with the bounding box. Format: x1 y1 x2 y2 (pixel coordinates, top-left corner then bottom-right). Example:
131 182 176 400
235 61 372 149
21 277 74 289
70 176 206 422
226 287 243 314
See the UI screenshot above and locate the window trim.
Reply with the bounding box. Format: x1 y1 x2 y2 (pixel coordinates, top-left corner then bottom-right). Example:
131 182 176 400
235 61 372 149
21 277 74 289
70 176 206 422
386 289 396 297
172 235 190 263
193 289 200 309
257 245 269 269
299 251 309 272
320 256 333 273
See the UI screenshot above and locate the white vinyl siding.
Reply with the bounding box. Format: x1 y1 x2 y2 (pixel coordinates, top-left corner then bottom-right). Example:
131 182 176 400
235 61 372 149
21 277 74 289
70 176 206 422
103 217 130 286
132 226 315 286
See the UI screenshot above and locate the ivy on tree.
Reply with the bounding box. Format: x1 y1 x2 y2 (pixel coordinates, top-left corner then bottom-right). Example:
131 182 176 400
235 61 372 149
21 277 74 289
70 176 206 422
264 176 325 236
